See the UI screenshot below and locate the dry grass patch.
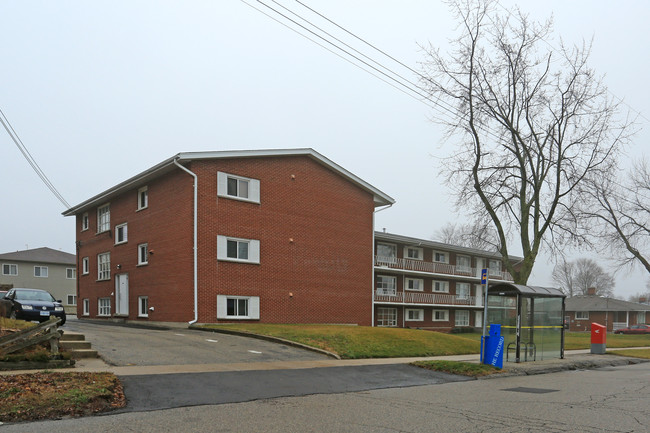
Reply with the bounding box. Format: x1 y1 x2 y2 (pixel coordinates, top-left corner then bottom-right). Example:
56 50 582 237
412 360 503 377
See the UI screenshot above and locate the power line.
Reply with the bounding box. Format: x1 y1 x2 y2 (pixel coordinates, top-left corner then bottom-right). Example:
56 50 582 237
0 108 71 208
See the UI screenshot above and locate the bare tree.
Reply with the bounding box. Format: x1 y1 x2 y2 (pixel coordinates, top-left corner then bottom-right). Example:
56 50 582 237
419 0 632 284
433 221 499 251
579 159 650 274
552 258 615 297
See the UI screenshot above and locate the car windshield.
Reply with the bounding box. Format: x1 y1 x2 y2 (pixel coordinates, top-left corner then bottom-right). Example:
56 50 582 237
15 290 55 302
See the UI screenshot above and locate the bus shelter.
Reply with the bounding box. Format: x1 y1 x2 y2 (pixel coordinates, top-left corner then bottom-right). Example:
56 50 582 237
486 283 566 363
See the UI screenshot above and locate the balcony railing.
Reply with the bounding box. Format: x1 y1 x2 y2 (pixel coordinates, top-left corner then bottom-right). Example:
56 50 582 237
374 255 513 281
374 290 482 307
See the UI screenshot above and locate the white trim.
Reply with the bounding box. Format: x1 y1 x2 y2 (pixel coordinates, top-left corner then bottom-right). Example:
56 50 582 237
66 268 76 279
82 257 89 275
405 277 424 291
377 307 397 327
432 309 449 321
97 203 110 233
433 280 449 293
138 296 149 317
455 310 470 327
115 223 128 245
137 186 148 210
405 308 424 321
67 294 77 306
98 297 111 316
138 243 149 265
2 263 18 276
576 311 589 320
81 212 89 231
217 235 260 264
217 171 261 204
456 255 471 272
433 251 448 264
34 266 48 278
404 246 423 260
97 252 111 281
217 295 260 319
82 298 90 316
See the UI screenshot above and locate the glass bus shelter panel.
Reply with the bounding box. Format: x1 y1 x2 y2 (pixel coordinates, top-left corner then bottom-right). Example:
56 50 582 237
486 294 517 351
521 297 563 360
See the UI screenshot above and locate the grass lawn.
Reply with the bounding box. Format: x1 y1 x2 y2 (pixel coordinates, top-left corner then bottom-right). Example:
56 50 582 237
451 331 650 350
195 324 480 359
607 348 650 359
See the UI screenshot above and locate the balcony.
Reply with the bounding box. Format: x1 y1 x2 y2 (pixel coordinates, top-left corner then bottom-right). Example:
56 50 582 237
374 255 513 282
374 290 482 307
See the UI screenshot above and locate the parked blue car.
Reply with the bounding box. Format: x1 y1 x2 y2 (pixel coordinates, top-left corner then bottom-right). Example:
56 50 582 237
4 288 66 325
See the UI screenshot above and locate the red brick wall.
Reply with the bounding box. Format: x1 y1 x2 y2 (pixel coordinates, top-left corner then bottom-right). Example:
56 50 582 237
193 156 375 325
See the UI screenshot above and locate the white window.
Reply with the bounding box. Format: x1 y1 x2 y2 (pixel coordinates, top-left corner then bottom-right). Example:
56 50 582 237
83 298 90 316
67 294 77 306
34 266 48 278
217 295 260 319
217 171 261 204
2 263 17 276
377 307 397 327
98 298 111 316
404 246 423 260
98 252 111 281
97 204 110 233
217 235 260 264
457 255 471 272
489 259 502 276
66 268 76 279
138 296 149 317
455 310 470 327
405 278 424 291
638 311 646 324
376 243 397 263
115 223 128 244
433 281 449 293
137 186 148 210
405 309 424 321
138 243 149 265
433 310 449 321
457 283 470 300
81 212 89 231
82 257 89 275
576 311 589 320
376 275 397 296
434 252 447 263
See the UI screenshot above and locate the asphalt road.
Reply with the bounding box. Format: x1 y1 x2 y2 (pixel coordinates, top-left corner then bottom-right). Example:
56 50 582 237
4 362 649 432
63 318 328 365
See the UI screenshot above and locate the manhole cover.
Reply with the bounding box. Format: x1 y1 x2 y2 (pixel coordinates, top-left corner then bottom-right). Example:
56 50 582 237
502 387 558 394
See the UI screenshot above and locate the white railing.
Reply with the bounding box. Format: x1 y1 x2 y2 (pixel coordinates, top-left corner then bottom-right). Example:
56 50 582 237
375 255 513 281
374 290 480 306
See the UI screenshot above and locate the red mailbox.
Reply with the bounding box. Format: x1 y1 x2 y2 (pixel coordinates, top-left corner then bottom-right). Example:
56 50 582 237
591 322 606 354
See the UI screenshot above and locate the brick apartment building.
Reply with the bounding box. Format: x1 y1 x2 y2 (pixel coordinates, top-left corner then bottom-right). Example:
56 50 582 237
63 149 394 325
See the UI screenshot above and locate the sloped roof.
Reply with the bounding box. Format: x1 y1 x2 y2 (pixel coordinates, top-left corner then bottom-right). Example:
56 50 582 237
565 296 650 312
63 149 395 216
0 247 75 265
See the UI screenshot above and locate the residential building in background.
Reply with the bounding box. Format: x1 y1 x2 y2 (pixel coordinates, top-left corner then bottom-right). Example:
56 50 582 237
373 231 518 330
565 289 650 332
63 149 394 325
0 247 77 313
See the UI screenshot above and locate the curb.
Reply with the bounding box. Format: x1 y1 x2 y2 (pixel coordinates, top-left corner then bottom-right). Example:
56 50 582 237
189 325 342 360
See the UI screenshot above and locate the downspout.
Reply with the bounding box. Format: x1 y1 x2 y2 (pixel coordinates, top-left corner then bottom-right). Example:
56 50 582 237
173 159 198 325
372 203 393 327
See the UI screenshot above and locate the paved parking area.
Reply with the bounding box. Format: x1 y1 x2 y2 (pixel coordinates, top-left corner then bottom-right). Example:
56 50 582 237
63 318 328 366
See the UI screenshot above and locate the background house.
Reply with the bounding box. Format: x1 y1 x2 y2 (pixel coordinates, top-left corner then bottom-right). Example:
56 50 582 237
0 247 77 313
565 288 650 332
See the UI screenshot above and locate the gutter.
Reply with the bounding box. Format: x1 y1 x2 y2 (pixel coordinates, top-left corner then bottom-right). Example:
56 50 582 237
371 203 393 327
173 158 199 325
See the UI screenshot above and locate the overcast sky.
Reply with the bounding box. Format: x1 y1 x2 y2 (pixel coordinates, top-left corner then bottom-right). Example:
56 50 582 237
1 1 649 299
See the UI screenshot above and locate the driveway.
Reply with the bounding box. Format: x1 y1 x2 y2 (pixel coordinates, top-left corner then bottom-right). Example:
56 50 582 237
63 318 328 366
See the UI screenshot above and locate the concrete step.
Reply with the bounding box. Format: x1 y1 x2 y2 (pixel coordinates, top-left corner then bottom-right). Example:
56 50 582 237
69 348 99 359
60 340 92 350
61 331 85 341
59 331 99 359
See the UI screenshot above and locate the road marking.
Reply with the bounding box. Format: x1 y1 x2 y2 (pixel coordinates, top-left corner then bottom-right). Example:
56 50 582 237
248 350 262 354
174 333 185 336
206 339 219 343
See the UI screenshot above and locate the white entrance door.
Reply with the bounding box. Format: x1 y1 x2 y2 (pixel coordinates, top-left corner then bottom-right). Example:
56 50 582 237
115 273 129 316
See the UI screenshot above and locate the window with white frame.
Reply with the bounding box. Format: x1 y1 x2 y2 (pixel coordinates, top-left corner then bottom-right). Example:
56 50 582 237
81 212 89 231
82 257 89 275
405 277 424 291
2 263 17 276
82 298 89 316
576 311 589 320
376 243 397 264
217 171 261 203
405 309 424 321
217 295 260 319
376 275 397 296
137 186 148 210
138 296 149 317
433 310 449 321
138 243 148 265
34 266 48 278
98 298 111 316
489 259 502 276
217 236 260 264
66 268 76 279
67 294 77 306
638 311 646 324
404 246 423 260
97 204 110 233
377 307 397 327
433 280 449 293
434 252 447 263
98 252 111 281
115 223 128 244
456 282 470 300
455 310 470 326
457 255 471 272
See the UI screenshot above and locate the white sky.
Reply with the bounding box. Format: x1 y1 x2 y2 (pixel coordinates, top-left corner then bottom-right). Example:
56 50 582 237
1 1 648 299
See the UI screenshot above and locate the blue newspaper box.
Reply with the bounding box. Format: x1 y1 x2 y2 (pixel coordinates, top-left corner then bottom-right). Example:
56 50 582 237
482 324 504 369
